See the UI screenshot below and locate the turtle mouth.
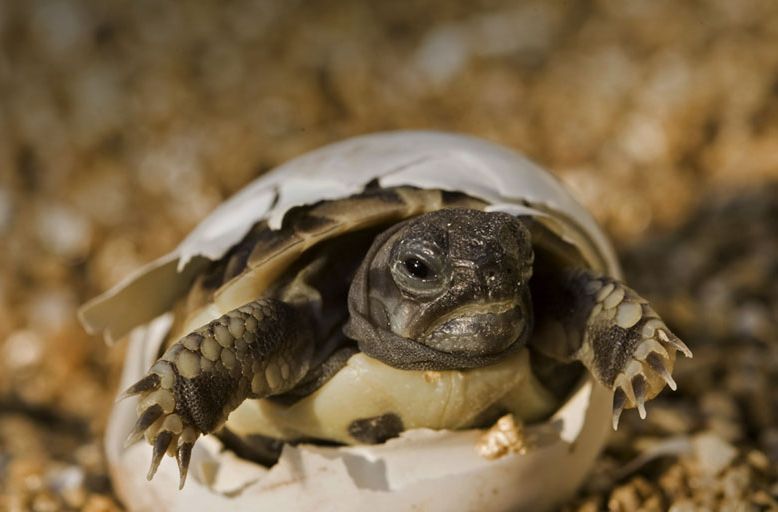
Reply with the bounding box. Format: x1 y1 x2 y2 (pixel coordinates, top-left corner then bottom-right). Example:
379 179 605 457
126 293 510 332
346 299 530 371
419 300 528 356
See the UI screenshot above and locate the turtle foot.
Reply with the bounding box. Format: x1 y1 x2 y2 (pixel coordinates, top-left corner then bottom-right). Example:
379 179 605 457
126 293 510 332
119 297 314 488
122 358 203 488
609 304 692 430
561 272 692 430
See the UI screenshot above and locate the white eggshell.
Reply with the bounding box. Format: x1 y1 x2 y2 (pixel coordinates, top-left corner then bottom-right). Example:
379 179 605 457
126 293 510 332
89 131 619 512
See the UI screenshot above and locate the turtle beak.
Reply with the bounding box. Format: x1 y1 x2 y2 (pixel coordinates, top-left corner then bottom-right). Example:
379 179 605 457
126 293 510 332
419 299 529 356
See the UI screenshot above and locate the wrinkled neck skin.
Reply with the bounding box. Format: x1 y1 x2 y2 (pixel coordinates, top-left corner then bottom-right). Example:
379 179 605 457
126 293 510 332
344 209 535 371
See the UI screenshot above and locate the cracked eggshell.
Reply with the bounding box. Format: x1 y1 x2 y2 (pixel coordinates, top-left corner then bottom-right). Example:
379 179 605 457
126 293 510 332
86 131 618 512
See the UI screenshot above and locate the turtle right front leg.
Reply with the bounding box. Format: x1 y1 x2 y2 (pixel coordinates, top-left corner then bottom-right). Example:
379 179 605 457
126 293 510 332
122 298 314 488
531 268 692 430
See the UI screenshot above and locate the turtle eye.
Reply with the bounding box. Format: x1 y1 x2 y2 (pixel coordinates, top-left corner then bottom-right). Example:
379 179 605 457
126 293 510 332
403 257 433 280
390 245 448 297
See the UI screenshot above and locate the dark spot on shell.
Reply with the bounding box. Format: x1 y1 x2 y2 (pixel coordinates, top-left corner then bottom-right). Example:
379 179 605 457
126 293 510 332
248 228 302 267
359 187 405 205
348 413 404 444
203 221 272 287
293 214 338 235
440 189 474 206
279 204 311 229
364 178 381 189
217 429 284 467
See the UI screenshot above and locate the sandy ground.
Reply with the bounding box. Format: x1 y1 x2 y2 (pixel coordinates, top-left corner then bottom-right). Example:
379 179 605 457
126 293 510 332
1 1 777 510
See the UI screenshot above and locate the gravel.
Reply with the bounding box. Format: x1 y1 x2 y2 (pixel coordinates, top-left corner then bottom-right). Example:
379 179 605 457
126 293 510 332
1 1 776 510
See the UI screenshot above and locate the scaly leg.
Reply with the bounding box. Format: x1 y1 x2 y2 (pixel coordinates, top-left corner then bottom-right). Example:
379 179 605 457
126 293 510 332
531 268 692 430
122 299 314 488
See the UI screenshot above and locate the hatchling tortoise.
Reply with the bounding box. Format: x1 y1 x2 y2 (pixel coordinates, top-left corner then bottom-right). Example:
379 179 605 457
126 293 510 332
80 131 691 508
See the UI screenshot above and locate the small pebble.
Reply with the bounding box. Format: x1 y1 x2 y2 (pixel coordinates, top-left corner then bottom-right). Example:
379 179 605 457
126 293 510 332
691 432 738 478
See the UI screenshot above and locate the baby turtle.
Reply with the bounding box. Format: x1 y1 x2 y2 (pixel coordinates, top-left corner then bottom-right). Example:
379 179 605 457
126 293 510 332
119 184 691 489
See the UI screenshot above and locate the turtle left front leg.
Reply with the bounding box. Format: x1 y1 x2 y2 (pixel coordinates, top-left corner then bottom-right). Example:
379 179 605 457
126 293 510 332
121 298 314 488
531 268 692 429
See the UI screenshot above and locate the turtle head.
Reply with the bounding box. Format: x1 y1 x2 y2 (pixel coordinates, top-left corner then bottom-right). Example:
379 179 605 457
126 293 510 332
346 209 534 370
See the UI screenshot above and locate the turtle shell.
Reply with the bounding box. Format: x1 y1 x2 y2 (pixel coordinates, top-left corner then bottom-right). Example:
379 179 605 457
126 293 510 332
171 186 486 342
81 131 620 512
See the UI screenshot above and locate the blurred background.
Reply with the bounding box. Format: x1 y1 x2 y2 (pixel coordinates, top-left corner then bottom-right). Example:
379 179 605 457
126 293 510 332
1 1 777 510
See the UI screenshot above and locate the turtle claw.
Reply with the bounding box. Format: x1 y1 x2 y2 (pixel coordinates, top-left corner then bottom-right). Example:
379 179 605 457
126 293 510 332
610 309 691 427
657 329 693 358
148 431 174 481
646 352 677 391
125 404 164 448
612 388 626 430
176 442 194 489
631 374 647 419
123 360 203 487
120 373 161 401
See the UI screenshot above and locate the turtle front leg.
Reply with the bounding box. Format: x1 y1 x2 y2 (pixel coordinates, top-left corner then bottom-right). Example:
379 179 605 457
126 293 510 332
531 268 692 430
122 299 314 488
